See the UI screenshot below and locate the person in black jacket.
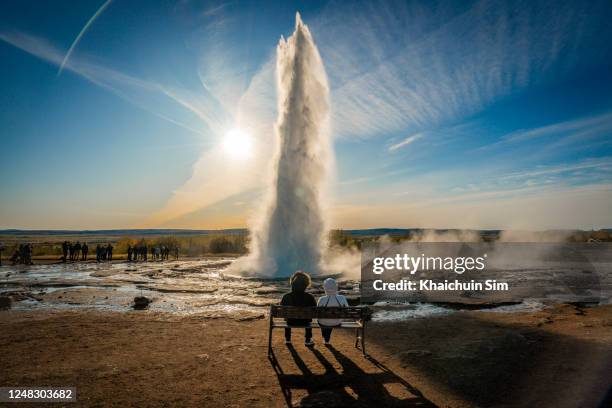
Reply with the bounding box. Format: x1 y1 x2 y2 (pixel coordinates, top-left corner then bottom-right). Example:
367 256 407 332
81 242 89 261
61 241 69 263
280 271 316 347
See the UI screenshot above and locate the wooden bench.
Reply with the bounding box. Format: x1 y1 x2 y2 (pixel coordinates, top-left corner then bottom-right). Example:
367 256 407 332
268 305 370 356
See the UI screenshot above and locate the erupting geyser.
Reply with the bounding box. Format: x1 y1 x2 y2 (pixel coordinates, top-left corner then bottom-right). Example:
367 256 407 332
235 13 332 277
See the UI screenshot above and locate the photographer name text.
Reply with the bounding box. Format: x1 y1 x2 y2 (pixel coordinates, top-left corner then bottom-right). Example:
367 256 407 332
372 279 509 291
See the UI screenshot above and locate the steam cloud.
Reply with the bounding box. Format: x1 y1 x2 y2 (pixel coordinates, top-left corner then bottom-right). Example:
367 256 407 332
232 13 332 277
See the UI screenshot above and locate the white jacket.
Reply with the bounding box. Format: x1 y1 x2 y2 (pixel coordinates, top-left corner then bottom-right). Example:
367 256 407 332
317 278 349 326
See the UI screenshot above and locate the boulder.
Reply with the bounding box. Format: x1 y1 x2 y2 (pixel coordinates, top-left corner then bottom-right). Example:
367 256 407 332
133 296 151 310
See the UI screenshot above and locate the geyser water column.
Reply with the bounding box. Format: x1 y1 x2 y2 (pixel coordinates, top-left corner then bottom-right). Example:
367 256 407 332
242 13 332 277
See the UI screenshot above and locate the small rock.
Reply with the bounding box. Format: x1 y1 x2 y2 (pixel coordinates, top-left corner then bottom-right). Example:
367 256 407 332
0 296 12 310
196 353 209 361
133 296 151 310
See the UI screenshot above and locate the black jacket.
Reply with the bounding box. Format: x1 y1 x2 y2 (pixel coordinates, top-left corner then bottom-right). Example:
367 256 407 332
280 291 316 325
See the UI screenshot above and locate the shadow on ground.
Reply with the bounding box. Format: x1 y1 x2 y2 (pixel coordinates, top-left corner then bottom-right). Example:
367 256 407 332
366 305 612 407
269 344 437 407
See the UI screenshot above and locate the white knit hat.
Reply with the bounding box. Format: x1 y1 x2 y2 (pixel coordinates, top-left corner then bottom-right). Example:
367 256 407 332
323 278 338 294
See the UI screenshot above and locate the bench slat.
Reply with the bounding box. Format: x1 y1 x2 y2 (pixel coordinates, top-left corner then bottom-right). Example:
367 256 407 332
271 321 362 329
270 306 367 320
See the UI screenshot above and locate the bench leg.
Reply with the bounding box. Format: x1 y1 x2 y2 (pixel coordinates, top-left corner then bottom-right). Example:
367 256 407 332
361 326 366 355
268 330 272 356
267 318 273 357
354 328 359 348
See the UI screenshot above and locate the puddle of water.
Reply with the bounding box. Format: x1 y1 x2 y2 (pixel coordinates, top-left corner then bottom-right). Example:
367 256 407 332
0 258 280 317
372 303 454 321
370 298 550 321
478 299 547 313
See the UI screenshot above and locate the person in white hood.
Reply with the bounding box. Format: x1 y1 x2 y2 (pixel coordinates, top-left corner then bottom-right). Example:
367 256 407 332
317 278 349 345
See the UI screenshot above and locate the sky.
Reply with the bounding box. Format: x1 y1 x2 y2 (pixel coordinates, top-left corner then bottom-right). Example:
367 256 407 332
0 0 611 230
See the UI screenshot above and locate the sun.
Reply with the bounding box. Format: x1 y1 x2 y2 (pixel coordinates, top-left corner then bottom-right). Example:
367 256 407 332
222 127 253 159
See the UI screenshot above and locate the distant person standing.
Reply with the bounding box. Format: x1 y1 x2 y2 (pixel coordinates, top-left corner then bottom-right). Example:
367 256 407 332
127 245 133 262
68 243 74 262
96 244 102 262
74 242 82 261
61 241 69 263
106 244 113 261
174 246 179 260
20 243 33 265
81 243 89 261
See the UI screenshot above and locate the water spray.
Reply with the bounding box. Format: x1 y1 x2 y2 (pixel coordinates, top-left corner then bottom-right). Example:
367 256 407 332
234 13 332 277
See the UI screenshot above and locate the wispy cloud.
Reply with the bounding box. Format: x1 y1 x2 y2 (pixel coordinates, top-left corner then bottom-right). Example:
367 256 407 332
312 0 612 139
388 132 424 152
338 176 376 186
0 31 216 137
498 158 612 182
201 2 230 17
332 182 612 230
500 111 612 144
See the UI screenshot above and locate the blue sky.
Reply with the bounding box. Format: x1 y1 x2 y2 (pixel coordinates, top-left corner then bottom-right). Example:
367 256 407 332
1 0 611 230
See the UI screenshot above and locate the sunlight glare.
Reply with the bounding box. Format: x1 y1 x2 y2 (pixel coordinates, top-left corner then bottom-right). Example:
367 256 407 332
222 127 253 159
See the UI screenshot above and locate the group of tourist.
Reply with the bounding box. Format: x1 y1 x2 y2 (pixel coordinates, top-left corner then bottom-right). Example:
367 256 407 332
127 244 179 262
95 244 113 262
9 243 34 265
1 241 180 266
61 241 117 263
61 241 90 262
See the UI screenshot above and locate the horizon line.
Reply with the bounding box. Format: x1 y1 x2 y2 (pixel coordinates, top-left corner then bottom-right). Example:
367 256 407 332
1 227 609 234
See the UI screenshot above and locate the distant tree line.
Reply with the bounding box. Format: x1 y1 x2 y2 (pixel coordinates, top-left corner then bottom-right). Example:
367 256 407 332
115 234 248 256
328 229 612 247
